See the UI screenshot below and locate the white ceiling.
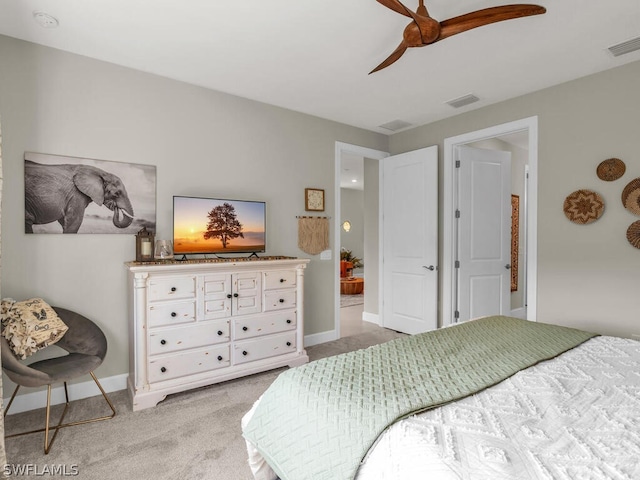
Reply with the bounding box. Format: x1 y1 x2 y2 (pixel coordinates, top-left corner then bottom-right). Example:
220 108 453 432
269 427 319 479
1 1 639 135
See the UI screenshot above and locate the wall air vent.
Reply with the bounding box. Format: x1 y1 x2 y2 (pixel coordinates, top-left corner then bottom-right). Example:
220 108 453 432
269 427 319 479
378 119 413 132
608 36 640 57
446 94 480 109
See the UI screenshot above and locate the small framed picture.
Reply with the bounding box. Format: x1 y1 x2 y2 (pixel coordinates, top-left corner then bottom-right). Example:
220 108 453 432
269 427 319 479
305 188 325 212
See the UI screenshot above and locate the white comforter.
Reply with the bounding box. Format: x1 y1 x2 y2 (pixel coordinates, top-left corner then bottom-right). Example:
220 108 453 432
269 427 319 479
244 335 640 480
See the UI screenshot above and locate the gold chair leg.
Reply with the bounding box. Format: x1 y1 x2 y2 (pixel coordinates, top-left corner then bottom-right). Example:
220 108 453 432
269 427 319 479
44 383 70 454
4 372 116 454
3 384 21 417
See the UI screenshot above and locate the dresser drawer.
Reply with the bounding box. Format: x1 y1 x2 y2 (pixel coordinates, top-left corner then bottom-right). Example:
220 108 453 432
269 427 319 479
149 320 230 355
148 301 196 328
233 331 297 365
148 344 230 383
264 289 297 311
263 270 297 290
233 311 297 340
148 276 196 302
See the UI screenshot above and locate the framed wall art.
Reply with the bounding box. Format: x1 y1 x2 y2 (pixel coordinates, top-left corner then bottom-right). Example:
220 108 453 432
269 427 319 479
25 152 156 234
305 188 325 212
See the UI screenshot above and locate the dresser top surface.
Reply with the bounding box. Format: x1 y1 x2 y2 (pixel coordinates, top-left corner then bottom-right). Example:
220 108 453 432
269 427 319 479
126 256 310 273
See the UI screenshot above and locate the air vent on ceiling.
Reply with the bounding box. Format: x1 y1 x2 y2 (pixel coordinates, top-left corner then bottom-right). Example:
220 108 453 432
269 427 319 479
608 36 640 57
446 94 480 109
378 119 413 132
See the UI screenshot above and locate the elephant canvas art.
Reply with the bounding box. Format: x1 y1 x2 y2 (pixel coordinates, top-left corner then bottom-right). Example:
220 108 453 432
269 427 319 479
24 152 156 234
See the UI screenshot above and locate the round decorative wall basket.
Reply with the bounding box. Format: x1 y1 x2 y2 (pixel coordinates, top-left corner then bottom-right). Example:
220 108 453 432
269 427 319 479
621 178 640 217
596 158 625 181
626 221 640 249
563 189 605 224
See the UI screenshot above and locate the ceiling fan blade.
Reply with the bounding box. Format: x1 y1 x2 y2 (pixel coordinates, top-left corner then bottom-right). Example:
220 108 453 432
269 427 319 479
369 42 409 74
375 0 414 18
439 4 546 41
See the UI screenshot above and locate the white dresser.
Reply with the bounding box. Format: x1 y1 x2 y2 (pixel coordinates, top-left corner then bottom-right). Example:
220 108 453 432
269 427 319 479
126 257 310 411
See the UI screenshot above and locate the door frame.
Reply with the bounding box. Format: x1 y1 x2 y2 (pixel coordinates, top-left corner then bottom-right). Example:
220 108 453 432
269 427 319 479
334 142 389 340
442 116 538 326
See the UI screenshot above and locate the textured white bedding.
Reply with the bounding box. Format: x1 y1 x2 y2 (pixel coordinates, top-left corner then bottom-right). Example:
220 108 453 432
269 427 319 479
243 335 640 480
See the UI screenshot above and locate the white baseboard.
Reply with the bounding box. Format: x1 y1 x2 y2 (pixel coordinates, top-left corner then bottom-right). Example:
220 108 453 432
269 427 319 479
304 329 338 347
4 373 128 415
362 311 380 326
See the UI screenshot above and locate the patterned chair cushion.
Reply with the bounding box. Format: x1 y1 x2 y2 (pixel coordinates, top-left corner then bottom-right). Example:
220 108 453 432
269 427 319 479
1 298 69 359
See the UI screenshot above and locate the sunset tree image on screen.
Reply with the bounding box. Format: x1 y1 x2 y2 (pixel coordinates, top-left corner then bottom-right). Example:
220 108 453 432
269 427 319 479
203 202 244 249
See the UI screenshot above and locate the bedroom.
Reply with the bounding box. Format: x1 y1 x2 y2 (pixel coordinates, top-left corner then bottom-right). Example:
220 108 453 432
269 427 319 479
0 1 639 478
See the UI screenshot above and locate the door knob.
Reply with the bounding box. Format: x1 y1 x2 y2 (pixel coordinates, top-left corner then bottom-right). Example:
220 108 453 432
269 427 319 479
422 265 435 271
505 264 511 270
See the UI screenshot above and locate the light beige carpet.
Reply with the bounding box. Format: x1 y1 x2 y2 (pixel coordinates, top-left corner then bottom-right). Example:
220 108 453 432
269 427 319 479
4 328 404 480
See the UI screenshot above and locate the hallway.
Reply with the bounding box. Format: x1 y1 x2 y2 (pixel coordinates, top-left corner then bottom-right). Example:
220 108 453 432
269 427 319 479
340 302 382 338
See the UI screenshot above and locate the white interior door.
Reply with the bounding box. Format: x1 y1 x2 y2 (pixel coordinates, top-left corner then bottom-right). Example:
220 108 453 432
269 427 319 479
382 146 438 334
456 146 511 322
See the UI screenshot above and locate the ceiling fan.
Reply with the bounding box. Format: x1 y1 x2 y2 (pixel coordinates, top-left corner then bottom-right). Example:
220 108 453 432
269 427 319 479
371 0 546 74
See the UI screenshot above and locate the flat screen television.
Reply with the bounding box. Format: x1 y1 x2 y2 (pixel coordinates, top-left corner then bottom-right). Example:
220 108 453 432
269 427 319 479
173 196 266 256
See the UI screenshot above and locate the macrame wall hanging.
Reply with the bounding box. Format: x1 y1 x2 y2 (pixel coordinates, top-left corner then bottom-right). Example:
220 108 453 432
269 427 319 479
297 216 329 255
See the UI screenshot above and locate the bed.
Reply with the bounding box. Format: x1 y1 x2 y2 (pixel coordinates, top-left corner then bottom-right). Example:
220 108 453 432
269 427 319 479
241 316 640 480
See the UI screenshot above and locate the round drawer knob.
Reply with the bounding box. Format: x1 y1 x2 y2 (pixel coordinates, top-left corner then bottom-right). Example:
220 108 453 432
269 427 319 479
242 326 248 331
286 342 292 347
160 367 167 373
280 278 285 283
234 293 239 298
160 339 167 345
217 355 223 361
279 298 285 303
242 350 248 356
171 287 176 292
227 294 232 299
171 312 177 317
286 319 292 324
217 330 223 336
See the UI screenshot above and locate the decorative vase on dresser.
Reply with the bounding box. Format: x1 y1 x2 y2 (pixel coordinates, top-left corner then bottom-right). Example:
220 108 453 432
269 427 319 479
126 256 310 411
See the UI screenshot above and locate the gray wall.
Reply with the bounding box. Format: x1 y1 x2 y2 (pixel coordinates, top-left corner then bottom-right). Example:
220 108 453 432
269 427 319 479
0 35 388 392
363 158 379 316
390 60 640 338
0 116 6 462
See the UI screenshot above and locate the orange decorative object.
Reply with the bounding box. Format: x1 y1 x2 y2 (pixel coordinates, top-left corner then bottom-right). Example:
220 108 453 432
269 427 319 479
340 277 364 295
340 260 353 278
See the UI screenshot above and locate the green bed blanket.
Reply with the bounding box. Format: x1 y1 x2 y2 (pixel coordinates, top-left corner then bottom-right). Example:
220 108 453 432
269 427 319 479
242 316 596 480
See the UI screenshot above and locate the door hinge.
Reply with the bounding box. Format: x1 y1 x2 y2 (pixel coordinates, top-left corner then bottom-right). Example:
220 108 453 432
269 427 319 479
455 160 461 168
455 260 460 268
454 310 460 319
455 209 460 218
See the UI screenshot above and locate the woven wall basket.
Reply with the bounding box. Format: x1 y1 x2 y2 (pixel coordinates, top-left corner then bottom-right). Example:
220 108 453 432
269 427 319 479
621 178 640 216
626 221 640 249
596 158 625 181
563 189 604 224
